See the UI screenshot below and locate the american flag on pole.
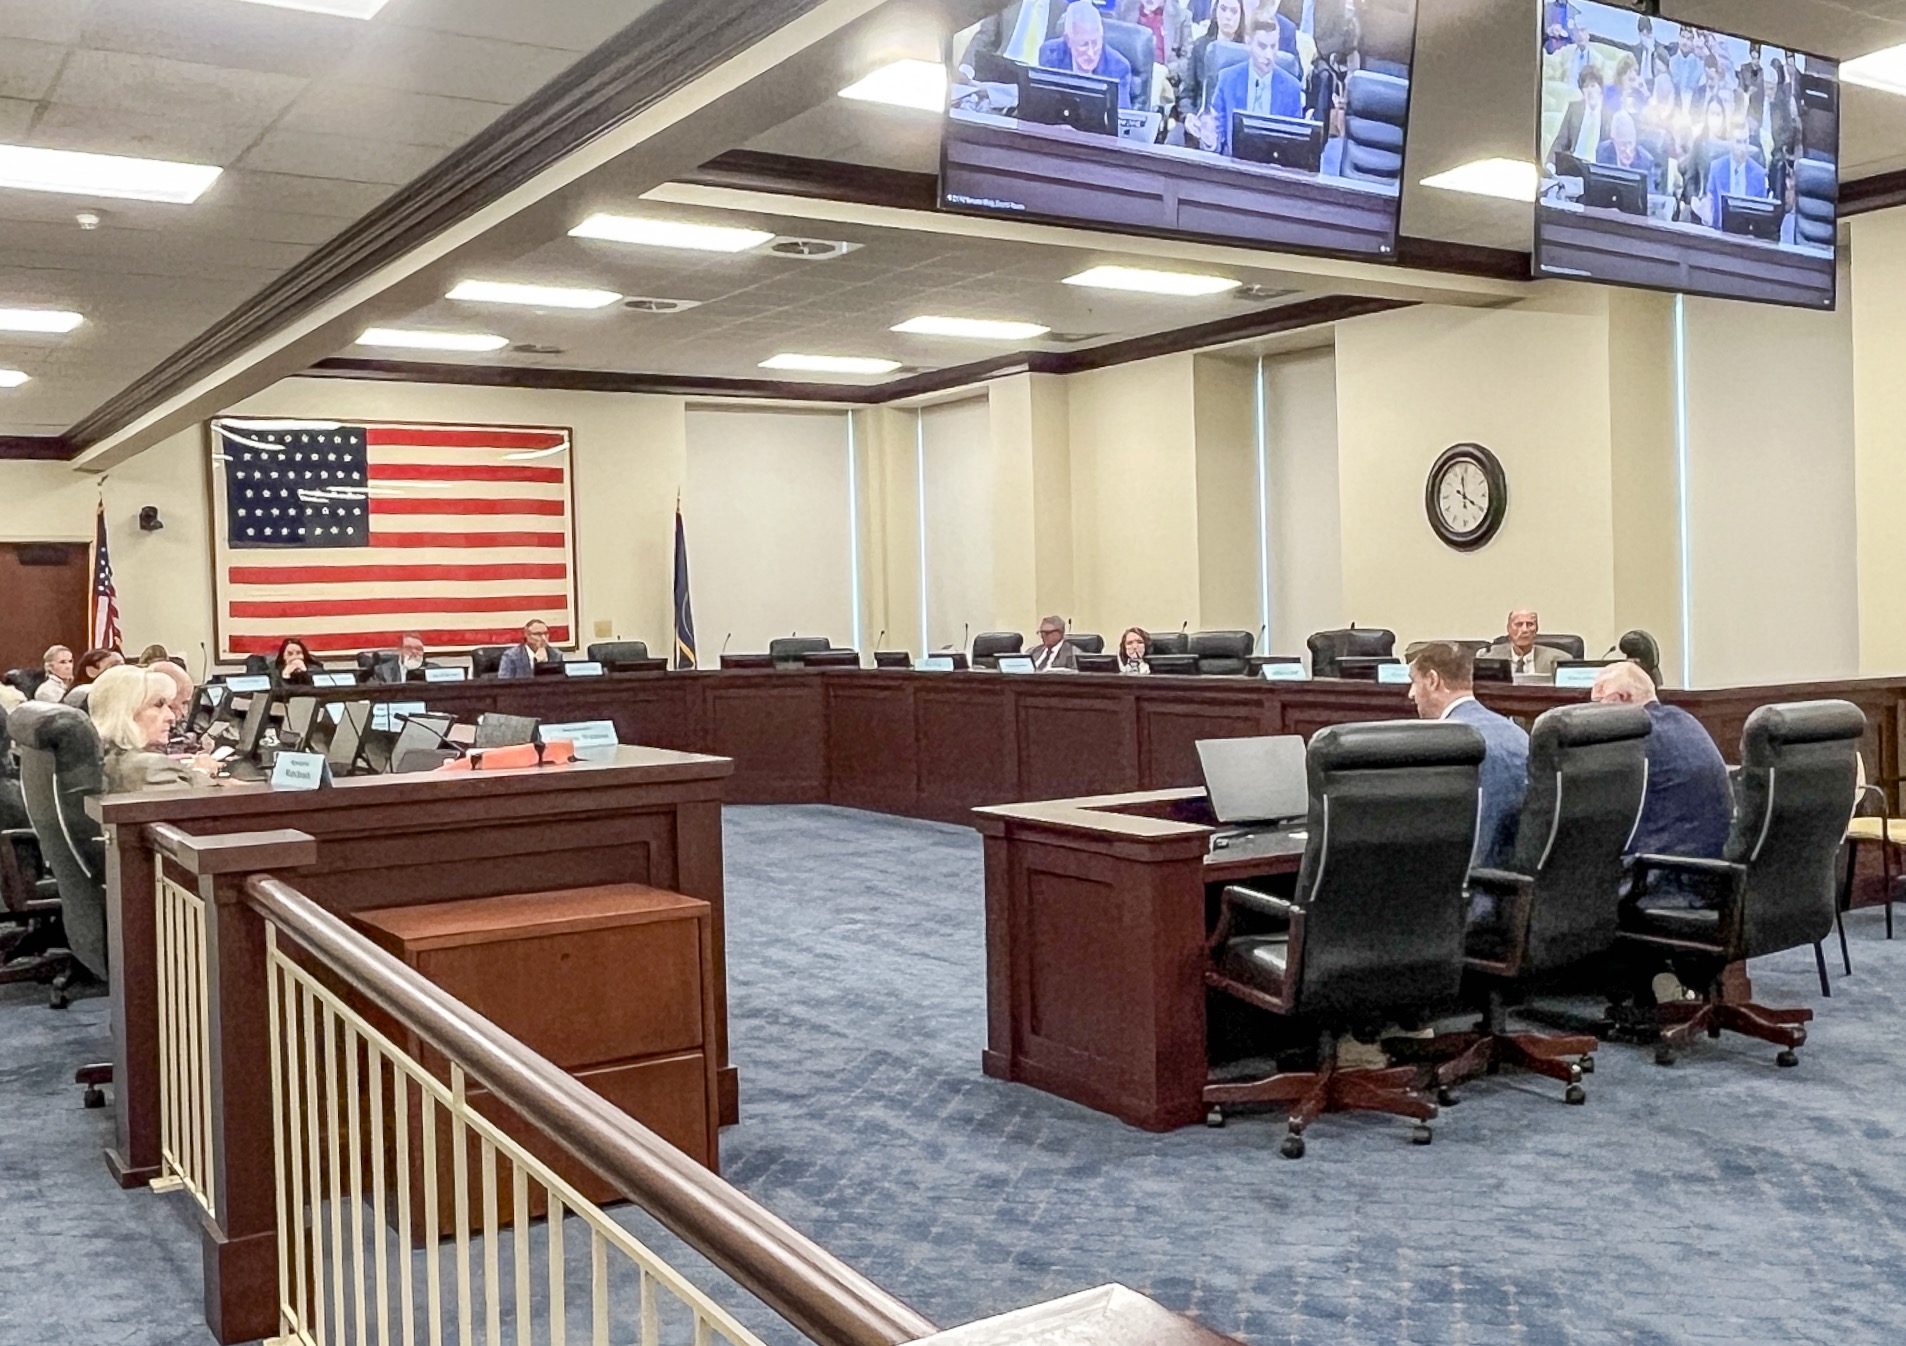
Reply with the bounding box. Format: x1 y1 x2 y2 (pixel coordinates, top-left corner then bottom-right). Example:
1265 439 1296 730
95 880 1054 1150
209 419 576 659
89 498 121 651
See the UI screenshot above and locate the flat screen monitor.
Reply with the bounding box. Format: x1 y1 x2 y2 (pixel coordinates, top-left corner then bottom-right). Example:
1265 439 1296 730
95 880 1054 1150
1532 1 1839 309
325 702 372 774
942 0 1419 260
473 712 539 749
1196 735 1308 825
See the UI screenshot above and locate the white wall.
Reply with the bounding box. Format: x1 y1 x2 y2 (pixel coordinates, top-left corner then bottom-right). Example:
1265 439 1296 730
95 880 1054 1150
1261 346 1344 659
919 397 996 651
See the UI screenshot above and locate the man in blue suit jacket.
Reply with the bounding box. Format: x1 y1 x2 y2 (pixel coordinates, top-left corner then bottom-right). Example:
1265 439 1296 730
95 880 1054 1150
1037 1 1134 110
1706 116 1769 229
1595 111 1657 193
1408 643 1529 871
1207 13 1302 155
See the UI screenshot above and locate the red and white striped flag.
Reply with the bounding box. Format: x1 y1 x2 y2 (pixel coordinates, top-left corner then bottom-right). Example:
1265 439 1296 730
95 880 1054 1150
89 498 121 651
209 419 575 659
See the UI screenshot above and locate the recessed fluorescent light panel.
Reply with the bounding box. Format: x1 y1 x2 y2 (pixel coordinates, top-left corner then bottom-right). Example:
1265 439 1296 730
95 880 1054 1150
892 315 1050 340
569 215 774 253
1843 42 1906 95
1061 265 1240 297
0 369 30 388
1421 157 1538 202
356 328 510 353
760 354 902 374
447 280 622 309
0 144 221 204
839 59 948 111
233 0 392 15
0 308 83 334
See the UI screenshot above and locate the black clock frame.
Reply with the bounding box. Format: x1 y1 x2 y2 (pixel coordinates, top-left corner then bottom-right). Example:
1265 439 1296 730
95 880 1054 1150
1425 443 1508 552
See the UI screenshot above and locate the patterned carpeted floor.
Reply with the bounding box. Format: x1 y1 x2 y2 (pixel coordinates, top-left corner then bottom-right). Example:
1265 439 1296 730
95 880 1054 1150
5 803 1904 1345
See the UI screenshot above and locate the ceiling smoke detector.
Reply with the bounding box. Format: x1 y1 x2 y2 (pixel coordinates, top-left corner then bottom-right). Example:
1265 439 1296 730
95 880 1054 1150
766 237 860 260
622 296 703 313
511 343 566 355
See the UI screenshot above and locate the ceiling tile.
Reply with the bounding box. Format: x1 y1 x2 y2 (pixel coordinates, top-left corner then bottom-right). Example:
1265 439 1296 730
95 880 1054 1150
0 95 34 140
78 0 362 80
48 48 308 128
274 84 507 151
238 129 445 185
0 38 67 102
0 0 93 45
382 0 659 53
28 102 268 166
208 168 397 219
325 26 576 103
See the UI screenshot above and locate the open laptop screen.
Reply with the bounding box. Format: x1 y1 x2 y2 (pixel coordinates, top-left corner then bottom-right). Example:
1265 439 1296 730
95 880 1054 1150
1195 735 1308 825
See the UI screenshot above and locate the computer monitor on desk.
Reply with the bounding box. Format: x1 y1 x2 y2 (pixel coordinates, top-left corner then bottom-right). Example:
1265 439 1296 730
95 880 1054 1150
1231 113 1324 172
1197 735 1308 825
1580 161 1648 216
1720 193 1782 242
1334 656 1400 681
1014 65 1118 136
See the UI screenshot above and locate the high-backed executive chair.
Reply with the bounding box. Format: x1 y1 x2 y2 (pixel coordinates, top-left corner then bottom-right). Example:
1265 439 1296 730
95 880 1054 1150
971 632 1024 670
1533 633 1587 660
587 641 650 669
470 646 506 678
0 707 69 989
1098 18 1155 114
1622 700 1863 1068
769 636 831 669
1617 630 1664 687
1339 71 1409 184
1306 627 1395 679
1202 721 1483 1156
1064 633 1105 655
1147 631 1190 657
1422 704 1652 1105
1190 630 1255 676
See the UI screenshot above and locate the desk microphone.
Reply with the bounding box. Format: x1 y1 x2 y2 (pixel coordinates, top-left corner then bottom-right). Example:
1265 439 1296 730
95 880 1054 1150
961 622 969 652
1179 619 1189 637
720 633 732 657
198 641 209 681
1258 623 1267 652
874 629 886 651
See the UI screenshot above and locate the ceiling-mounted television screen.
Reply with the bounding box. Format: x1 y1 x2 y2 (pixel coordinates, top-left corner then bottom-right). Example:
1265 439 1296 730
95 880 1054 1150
1532 0 1839 309
941 0 1420 260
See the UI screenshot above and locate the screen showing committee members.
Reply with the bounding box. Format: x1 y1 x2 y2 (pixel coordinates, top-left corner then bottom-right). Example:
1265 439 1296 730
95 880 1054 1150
940 0 1420 260
1532 0 1841 310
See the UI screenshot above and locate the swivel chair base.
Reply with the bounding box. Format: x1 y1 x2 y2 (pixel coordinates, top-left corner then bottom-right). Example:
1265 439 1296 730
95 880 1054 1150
1649 995 1810 1068
1203 1055 1437 1158
1397 993 1595 1105
76 1062 110 1109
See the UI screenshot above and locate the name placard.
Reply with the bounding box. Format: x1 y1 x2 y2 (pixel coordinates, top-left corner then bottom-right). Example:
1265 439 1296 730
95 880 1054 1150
312 671 356 688
205 684 230 704
227 674 272 693
1261 662 1309 681
997 656 1036 675
915 656 955 672
1376 662 1412 685
1554 665 1601 689
424 666 467 683
563 661 605 677
371 701 426 732
270 752 332 791
540 720 620 760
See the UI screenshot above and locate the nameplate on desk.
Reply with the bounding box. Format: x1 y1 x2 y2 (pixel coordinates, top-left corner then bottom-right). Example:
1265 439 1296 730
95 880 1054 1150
270 752 331 791
1376 663 1412 685
1553 665 1601 689
204 684 229 704
539 720 619 760
1261 663 1308 681
997 656 1036 675
371 702 426 732
563 661 604 677
424 666 467 683
312 671 356 688
227 674 272 693
916 656 956 672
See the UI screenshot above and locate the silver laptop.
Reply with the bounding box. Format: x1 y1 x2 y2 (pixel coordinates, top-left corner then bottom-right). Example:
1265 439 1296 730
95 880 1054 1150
1196 734 1309 825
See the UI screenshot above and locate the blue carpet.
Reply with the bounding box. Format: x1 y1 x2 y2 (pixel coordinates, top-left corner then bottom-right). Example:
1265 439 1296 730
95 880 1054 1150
6 803 1906 1345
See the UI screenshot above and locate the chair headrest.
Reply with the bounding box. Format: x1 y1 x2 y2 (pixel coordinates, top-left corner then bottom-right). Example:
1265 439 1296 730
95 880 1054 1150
1189 630 1255 659
7 701 103 760
1346 69 1409 119
1742 700 1865 760
1530 703 1651 754
587 641 649 663
1309 721 1485 773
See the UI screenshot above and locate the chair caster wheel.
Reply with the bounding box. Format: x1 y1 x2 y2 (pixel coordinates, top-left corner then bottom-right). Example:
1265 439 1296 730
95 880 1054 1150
1410 1124 1433 1146
1654 1045 1676 1067
83 1087 105 1109
1792 1028 1807 1048
1280 1132 1306 1159
1707 1024 1723 1039
1204 1105 1225 1128
1577 1054 1595 1075
1436 1086 1459 1107
1565 1084 1587 1105
1776 1049 1799 1068
49 989 69 1010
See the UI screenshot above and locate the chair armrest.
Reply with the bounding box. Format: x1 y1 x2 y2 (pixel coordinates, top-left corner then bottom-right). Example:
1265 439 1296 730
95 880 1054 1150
1468 867 1534 897
1626 853 1745 880
1856 783 1889 817
1222 885 1298 921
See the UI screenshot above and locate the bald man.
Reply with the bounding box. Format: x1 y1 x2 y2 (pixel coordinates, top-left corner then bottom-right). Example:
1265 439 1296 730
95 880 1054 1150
1483 610 1566 677
1592 661 1733 907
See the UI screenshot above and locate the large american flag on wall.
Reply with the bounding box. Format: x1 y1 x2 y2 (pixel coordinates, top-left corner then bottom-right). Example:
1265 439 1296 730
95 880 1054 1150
209 418 576 659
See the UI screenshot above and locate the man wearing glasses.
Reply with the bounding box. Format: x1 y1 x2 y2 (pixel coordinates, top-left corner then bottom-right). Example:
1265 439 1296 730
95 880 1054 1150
1030 615 1080 672
497 619 565 679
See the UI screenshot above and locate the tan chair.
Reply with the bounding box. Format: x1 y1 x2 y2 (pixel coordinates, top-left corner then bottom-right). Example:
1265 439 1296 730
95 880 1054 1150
1841 756 1898 945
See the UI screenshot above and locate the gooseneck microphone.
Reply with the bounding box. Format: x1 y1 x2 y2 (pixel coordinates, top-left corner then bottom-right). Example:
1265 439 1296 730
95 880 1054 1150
720 633 732 657
874 629 886 651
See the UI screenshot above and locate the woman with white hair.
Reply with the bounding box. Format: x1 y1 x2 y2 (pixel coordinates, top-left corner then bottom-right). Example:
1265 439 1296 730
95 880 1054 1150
88 665 217 793
34 644 73 702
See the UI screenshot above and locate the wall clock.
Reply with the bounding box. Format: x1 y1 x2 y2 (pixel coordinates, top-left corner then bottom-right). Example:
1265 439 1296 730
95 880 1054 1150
1425 443 1507 552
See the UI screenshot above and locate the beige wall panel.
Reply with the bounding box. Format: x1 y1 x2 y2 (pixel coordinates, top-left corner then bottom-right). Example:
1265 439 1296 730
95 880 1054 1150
1260 346 1344 658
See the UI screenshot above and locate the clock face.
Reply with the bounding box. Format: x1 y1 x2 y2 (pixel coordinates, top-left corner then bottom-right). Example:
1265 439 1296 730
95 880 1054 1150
1424 443 1507 551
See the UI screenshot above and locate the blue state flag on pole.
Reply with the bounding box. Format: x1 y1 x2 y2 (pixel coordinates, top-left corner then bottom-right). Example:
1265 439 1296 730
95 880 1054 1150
672 499 697 669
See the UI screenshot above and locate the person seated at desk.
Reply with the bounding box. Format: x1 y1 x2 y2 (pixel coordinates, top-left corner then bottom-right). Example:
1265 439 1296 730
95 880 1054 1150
498 619 564 678
1115 0 1194 108
1118 627 1150 675
1548 65 1606 170
1030 615 1080 672
272 636 323 686
1483 609 1566 677
1590 661 1733 909
1204 8 1302 155
1699 114 1769 229
1037 2 1134 108
34 644 73 703
1181 0 1246 135
1407 643 1528 870
90 665 218 793
398 632 436 676
1596 111 1656 189
148 658 204 755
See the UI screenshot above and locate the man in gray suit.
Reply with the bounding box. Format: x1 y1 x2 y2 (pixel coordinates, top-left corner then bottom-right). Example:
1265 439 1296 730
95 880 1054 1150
1030 615 1080 672
1483 608 1567 676
1408 641 1529 870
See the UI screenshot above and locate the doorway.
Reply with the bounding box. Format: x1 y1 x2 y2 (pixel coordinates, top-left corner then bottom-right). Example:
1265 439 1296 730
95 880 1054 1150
0 542 89 676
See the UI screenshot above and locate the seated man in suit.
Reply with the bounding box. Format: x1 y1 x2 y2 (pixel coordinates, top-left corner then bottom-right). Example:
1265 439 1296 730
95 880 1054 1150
960 0 1068 82
1591 660 1733 909
1596 110 1656 189
1703 113 1769 228
1483 609 1566 677
1205 7 1302 155
496 619 565 679
398 632 437 676
1548 65 1606 170
1038 1 1135 108
1030 615 1080 672
1407 642 1528 870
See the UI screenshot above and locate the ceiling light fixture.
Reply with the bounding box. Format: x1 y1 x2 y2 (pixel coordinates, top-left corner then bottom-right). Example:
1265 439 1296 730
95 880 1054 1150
1062 265 1241 297
0 308 84 334
356 328 510 353
569 214 774 253
0 144 222 204
0 369 30 388
447 280 622 309
1843 42 1906 96
1420 157 1538 202
760 353 902 374
892 315 1051 340
232 0 393 17
838 58 948 111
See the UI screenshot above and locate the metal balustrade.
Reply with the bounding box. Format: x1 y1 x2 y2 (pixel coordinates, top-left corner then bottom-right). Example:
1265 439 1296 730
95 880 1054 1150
155 868 215 1217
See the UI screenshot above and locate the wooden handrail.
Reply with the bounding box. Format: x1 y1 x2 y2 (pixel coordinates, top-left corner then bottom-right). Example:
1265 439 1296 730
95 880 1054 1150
243 874 938 1346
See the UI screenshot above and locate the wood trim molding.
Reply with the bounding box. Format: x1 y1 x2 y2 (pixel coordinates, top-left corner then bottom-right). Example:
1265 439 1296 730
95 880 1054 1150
0 435 71 461
1840 167 1906 219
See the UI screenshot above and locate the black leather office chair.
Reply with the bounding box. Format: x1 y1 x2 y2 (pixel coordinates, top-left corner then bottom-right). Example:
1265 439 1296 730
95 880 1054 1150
1533 633 1587 660
11 702 107 994
1146 631 1190 656
1419 704 1652 1105
1099 17 1154 111
0 707 69 989
1203 721 1484 1156
1190 630 1255 676
471 646 506 678
242 654 270 676
588 641 649 666
769 636 831 669
1339 71 1408 183
1617 630 1664 687
1064 633 1105 655
1201 41 1248 112
1306 627 1395 678
1794 158 1837 248
1622 700 1863 1068
971 632 1024 670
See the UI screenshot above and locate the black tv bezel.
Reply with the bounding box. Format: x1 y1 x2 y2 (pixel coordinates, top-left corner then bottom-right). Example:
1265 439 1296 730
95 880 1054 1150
1528 0 1842 311
936 0 1424 266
